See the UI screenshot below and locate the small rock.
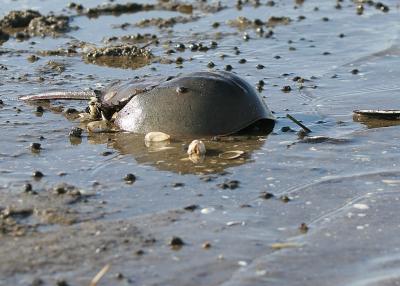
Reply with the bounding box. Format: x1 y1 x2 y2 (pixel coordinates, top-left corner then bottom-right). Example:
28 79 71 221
183 204 198 211
30 142 41 152
202 241 211 249
299 222 309 233
217 180 240 190
69 127 83 138
23 183 33 193
32 171 44 178
124 173 136 184
259 191 274 199
280 195 291 202
169 236 185 249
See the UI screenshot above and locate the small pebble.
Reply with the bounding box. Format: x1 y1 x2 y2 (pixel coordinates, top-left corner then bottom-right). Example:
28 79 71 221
184 204 199 211
280 195 291 203
225 64 233 71
23 183 33 193
115 273 124 280
238 59 247 64
256 64 265 69
30 143 41 152
259 191 274 199
176 86 188 94
217 180 240 190
69 127 83 138
281 86 292 92
202 241 211 249
169 236 184 249
124 173 136 184
299 223 309 233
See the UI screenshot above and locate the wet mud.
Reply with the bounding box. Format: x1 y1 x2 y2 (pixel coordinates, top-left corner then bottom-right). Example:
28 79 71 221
1 0 400 285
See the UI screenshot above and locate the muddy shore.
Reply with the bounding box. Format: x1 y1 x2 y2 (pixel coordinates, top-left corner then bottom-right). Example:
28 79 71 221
1 0 400 285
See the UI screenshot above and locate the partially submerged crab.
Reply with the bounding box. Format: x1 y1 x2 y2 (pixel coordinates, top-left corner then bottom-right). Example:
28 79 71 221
21 71 275 136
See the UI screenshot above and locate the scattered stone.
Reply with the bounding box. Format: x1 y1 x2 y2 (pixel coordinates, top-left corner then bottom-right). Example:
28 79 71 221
280 195 291 203
172 182 184 188
259 191 274 199
23 183 32 193
135 16 198 29
217 180 240 190
299 222 309 233
124 173 136 184
202 241 211 249
0 10 41 29
69 127 83 138
183 204 198 211
266 16 291 28
169 236 184 249
30 142 41 152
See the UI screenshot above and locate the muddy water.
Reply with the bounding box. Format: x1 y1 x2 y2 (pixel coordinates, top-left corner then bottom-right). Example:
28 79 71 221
1 0 400 285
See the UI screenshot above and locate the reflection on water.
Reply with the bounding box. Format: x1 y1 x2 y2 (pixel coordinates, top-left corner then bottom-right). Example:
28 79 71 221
353 114 400 129
87 131 266 174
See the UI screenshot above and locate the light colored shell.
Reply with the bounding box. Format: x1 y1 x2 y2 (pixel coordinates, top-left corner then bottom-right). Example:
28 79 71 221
87 121 112 133
144 132 170 142
218 150 244 160
187 140 206 156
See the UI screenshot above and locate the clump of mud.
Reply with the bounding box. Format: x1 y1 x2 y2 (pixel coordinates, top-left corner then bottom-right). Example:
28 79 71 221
86 2 154 17
0 29 9 44
135 16 199 28
0 10 41 29
227 15 291 30
80 0 223 18
83 44 153 69
105 33 158 45
0 10 74 40
266 16 292 28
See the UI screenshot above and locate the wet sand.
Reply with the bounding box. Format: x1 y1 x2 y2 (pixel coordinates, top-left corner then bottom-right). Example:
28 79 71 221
1 0 400 285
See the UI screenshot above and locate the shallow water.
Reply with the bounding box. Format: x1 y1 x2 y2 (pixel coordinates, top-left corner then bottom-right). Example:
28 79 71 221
1 0 400 285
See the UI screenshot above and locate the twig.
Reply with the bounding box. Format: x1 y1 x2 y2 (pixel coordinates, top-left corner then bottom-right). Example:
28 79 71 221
140 40 155 50
286 114 312 133
90 264 111 286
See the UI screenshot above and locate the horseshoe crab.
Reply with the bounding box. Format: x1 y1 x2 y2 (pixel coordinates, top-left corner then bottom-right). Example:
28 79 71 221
21 71 275 136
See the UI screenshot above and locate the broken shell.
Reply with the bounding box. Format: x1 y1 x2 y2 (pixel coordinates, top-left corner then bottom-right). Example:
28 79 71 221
188 153 205 164
144 132 170 142
218 150 244 160
88 97 101 119
187 140 206 156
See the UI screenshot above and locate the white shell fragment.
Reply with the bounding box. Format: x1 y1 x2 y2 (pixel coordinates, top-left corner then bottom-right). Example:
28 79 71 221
218 150 245 160
353 203 369 210
144 132 171 143
187 140 206 156
187 140 206 163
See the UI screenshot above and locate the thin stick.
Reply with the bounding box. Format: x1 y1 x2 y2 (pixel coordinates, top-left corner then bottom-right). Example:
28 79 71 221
286 114 312 133
90 264 111 286
140 40 155 50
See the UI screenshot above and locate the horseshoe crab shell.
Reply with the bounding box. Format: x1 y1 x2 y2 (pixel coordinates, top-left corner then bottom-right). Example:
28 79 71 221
115 71 275 136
